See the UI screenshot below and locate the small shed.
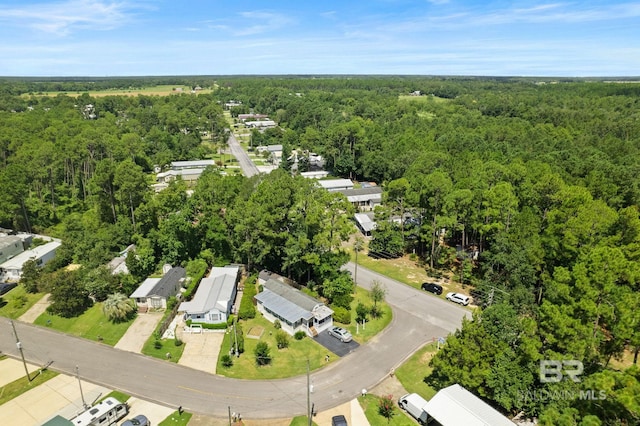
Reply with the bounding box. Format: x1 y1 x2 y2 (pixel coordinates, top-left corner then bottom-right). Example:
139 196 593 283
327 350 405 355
354 213 376 236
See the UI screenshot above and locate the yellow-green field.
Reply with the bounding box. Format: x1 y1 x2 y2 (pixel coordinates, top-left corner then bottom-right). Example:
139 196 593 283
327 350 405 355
22 85 214 98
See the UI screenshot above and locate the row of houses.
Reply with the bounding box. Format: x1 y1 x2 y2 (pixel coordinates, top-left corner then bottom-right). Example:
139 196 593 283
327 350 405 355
127 264 333 338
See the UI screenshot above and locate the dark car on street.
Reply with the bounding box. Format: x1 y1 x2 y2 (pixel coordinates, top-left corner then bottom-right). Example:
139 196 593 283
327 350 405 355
421 282 443 295
332 415 348 426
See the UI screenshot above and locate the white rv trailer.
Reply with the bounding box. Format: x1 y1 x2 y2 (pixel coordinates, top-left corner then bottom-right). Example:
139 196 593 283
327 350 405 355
69 397 129 426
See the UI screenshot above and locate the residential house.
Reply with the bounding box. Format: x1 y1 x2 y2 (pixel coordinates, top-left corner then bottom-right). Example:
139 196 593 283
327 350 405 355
156 168 206 184
317 179 354 192
245 120 277 129
0 241 61 282
106 244 135 275
130 266 186 311
337 187 383 211
178 266 240 325
170 160 216 170
238 113 269 121
0 235 24 264
254 278 333 337
300 171 329 179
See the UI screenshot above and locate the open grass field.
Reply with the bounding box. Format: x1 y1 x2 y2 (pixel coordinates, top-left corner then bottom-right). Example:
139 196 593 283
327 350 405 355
33 303 134 346
0 286 45 319
23 85 213 98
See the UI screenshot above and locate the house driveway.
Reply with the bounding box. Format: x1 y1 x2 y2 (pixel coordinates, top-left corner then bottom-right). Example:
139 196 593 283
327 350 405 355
114 312 164 352
174 316 225 374
18 293 51 323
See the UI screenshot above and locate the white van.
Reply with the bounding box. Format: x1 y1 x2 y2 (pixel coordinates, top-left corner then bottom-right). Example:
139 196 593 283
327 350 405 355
398 393 429 424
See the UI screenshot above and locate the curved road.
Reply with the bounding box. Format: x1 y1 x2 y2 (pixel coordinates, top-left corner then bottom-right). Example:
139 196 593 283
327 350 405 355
0 263 470 420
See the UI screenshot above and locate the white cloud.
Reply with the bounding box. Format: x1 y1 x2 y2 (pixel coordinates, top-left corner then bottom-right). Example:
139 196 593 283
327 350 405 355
233 11 293 36
0 0 142 36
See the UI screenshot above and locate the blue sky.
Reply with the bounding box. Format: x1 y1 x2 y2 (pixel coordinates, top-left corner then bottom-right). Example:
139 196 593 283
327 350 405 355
0 0 638 77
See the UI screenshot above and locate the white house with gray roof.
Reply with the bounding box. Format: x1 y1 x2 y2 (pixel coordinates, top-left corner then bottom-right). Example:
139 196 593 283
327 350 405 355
178 265 240 325
130 266 186 311
254 278 333 337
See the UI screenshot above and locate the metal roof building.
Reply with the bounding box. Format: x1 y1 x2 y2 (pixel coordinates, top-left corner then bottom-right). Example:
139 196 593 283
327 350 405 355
317 179 354 192
170 160 216 170
424 384 516 426
178 266 239 324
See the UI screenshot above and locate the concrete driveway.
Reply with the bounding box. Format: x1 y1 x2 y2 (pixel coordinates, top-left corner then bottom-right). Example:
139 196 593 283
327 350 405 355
114 312 163 352
175 318 225 374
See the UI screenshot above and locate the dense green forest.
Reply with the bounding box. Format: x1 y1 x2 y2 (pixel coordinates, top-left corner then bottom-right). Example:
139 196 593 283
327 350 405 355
1 76 639 424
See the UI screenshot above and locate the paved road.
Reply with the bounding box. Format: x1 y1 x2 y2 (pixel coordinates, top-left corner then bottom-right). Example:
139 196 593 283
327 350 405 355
227 132 259 177
0 264 469 420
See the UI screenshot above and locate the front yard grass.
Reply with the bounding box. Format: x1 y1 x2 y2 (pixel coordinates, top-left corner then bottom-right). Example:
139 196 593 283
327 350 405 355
217 315 330 379
358 394 416 426
0 369 58 406
344 287 392 343
395 341 439 400
0 286 46 319
33 303 134 345
158 410 192 426
140 336 186 362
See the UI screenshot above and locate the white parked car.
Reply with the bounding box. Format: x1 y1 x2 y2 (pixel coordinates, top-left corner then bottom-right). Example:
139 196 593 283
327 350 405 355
446 292 470 306
328 326 353 342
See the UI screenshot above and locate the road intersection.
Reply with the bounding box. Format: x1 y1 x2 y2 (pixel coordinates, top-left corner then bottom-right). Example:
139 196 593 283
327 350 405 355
0 263 470 420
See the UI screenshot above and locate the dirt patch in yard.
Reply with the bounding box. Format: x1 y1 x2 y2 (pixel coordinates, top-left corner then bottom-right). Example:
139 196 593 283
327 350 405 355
247 326 264 339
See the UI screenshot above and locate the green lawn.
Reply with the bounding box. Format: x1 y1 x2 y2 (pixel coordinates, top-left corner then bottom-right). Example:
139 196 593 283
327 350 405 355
395 342 439 400
140 336 186 362
290 416 317 426
343 287 392 343
358 394 416 426
0 369 58 405
158 410 192 426
217 315 329 379
0 286 46 319
33 303 134 345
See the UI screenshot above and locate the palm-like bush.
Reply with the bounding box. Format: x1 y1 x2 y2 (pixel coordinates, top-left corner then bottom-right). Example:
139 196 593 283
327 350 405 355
102 293 137 323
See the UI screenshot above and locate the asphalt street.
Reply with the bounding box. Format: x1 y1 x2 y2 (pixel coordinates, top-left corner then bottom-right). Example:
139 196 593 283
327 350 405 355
0 263 470 420
227 132 259 178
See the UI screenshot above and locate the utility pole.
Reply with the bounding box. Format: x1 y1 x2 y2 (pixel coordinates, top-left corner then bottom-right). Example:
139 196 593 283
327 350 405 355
10 320 31 382
228 405 232 426
76 365 89 410
307 359 312 426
